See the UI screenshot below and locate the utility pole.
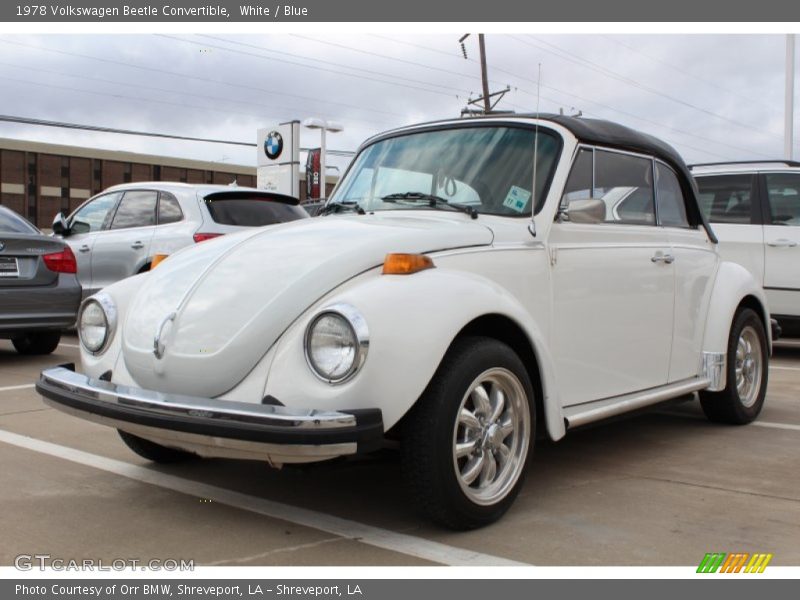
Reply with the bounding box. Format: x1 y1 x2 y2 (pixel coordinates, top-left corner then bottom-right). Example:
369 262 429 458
786 34 796 160
459 33 510 116
478 34 491 114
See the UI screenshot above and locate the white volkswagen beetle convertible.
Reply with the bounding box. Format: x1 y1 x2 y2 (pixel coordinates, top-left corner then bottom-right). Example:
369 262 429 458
38 115 771 529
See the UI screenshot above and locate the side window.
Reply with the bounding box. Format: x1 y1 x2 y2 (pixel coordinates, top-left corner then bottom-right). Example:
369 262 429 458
158 192 183 225
765 173 800 226
593 150 655 225
656 163 690 228
561 148 593 204
110 191 157 230
694 174 754 224
70 192 121 234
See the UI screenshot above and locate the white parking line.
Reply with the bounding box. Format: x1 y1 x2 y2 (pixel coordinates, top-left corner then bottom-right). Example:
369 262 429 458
57 343 80 349
751 421 800 432
0 428 528 567
771 365 800 372
0 384 35 393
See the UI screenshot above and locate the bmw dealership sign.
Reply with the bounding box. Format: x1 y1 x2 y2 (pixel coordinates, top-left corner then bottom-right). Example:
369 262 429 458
257 121 300 197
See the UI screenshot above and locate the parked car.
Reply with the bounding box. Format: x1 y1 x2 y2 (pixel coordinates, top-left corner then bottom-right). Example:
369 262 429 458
300 199 326 216
691 161 800 336
0 205 81 354
38 116 770 529
52 183 309 299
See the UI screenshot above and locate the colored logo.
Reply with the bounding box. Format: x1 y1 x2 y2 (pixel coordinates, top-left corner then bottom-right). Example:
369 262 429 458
0 241 5 252
264 131 283 160
697 552 773 573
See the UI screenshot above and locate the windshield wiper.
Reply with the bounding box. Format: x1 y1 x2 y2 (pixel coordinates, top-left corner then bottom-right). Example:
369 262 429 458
319 200 366 216
382 192 478 219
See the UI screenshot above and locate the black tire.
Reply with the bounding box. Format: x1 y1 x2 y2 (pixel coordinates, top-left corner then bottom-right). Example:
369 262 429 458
699 308 768 424
401 336 535 530
12 331 61 355
118 430 197 463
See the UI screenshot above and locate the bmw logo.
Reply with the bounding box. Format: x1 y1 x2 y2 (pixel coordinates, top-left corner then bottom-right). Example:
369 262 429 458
264 131 283 160
0 241 5 252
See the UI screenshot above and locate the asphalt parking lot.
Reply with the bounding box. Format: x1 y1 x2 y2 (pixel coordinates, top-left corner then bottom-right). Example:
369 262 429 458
0 335 798 567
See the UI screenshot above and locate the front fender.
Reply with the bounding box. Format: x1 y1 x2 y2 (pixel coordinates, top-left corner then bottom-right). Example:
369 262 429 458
262 267 565 439
702 260 771 389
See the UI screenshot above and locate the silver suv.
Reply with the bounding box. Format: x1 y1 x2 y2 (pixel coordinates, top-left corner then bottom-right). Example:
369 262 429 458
53 183 308 299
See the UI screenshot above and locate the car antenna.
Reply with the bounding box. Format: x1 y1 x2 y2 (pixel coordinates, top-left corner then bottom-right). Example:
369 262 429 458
529 63 542 239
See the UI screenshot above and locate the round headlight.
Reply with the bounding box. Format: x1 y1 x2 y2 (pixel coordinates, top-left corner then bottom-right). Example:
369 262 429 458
78 294 116 355
305 305 368 384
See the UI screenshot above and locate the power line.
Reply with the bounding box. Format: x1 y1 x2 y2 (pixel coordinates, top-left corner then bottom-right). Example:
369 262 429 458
600 35 771 109
0 60 397 130
0 37 409 121
174 34 470 98
0 114 356 156
513 35 785 143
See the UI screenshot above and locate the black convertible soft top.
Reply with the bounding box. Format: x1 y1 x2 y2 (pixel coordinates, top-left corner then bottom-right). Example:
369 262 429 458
364 114 718 242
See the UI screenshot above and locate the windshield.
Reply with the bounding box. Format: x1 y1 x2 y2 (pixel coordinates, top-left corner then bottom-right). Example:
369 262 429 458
0 206 38 234
330 125 561 217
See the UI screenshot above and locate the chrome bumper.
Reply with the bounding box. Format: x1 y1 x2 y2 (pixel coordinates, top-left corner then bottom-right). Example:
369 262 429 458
36 365 383 459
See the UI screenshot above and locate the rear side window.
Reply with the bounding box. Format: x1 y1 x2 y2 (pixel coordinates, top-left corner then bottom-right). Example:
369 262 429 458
110 191 158 230
158 192 183 225
765 173 800 226
695 174 754 224
656 163 690 228
204 197 307 226
0 207 37 233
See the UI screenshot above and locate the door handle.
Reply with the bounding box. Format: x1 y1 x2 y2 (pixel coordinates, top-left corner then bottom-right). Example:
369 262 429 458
78 245 91 253
131 241 145 250
767 239 798 248
651 253 675 264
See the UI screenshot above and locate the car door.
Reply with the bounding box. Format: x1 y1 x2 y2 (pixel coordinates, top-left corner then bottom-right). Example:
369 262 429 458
694 173 763 284
90 190 158 291
61 191 122 297
762 171 800 319
549 147 675 406
655 162 717 382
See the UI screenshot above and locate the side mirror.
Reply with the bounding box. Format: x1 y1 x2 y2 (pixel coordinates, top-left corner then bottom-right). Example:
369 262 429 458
559 198 606 224
51 211 70 236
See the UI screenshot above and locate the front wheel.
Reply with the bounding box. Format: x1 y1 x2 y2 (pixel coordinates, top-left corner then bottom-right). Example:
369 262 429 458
402 337 534 530
699 308 768 424
12 331 61 355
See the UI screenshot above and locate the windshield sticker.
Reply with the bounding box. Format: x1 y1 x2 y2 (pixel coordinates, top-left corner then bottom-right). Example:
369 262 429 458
502 186 532 213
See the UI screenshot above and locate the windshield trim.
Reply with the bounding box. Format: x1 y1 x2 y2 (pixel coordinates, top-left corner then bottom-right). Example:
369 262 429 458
329 121 564 218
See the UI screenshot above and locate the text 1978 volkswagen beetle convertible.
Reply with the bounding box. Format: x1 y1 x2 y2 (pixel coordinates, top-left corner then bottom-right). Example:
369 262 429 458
38 115 770 529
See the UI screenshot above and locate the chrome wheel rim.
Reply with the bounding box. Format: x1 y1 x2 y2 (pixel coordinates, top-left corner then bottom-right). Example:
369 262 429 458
452 368 530 506
735 326 763 408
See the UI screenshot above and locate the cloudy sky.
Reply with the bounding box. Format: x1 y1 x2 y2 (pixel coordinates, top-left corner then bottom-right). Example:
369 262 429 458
0 33 797 172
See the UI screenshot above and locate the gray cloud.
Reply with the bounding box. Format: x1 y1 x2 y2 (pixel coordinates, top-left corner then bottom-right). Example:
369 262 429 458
0 33 797 171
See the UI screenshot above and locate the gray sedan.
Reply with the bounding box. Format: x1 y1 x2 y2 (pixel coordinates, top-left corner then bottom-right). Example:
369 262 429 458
52 183 308 299
0 206 81 355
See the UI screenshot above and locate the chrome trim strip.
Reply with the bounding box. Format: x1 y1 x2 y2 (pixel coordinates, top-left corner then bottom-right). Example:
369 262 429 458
44 401 358 460
701 351 727 392
39 366 356 430
564 377 710 429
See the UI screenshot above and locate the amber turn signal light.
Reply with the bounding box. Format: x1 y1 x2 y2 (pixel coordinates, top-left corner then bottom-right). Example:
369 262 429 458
150 254 170 269
382 253 435 275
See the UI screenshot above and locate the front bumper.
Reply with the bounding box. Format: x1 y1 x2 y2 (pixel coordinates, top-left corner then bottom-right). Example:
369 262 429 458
36 365 384 461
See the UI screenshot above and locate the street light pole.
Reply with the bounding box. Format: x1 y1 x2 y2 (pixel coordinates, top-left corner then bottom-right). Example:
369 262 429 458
786 33 796 160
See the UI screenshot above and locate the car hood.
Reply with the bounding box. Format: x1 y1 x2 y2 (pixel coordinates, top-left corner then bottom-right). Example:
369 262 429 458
121 213 493 397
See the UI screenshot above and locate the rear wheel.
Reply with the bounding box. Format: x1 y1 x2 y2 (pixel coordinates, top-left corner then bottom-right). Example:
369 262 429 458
699 308 768 424
12 331 61 355
118 430 197 463
402 337 534 529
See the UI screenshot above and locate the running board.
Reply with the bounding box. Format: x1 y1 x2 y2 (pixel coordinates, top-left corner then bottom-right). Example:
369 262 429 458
563 378 710 429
